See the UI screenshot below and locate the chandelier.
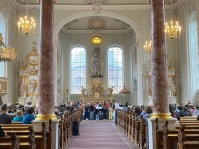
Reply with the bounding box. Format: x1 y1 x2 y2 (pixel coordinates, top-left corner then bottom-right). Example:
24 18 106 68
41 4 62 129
0 33 17 62
165 21 181 39
144 40 152 54
91 34 102 45
165 2 181 39
17 0 36 35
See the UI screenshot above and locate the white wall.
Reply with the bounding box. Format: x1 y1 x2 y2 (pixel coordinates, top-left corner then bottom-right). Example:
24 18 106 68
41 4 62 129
177 0 199 105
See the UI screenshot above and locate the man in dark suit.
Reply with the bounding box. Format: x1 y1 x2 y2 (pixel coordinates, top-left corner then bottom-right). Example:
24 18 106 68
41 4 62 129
0 104 12 124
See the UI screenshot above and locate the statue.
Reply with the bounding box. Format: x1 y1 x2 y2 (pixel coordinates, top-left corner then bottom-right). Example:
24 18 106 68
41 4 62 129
170 83 176 96
29 80 37 95
90 47 104 78
81 86 86 97
108 86 114 97
96 58 104 77
19 83 25 97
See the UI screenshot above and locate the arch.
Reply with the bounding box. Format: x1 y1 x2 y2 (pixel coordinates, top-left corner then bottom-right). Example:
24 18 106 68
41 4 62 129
54 10 143 104
54 10 141 42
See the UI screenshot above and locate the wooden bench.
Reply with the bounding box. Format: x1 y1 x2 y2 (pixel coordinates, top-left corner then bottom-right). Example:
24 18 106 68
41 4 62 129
0 133 20 149
1 122 47 149
177 125 199 149
163 121 199 149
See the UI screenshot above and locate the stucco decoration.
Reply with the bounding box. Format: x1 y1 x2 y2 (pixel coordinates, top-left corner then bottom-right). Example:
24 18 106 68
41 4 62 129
18 42 39 106
18 7 39 18
187 4 195 14
88 0 107 14
0 5 7 17
89 16 105 31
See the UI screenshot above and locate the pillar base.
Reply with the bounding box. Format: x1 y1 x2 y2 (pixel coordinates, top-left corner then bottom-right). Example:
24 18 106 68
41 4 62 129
35 114 57 121
150 113 173 119
147 117 177 149
32 119 60 149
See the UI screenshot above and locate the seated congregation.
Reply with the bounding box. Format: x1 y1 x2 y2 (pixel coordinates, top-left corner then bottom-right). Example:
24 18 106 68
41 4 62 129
1 100 199 149
0 102 82 149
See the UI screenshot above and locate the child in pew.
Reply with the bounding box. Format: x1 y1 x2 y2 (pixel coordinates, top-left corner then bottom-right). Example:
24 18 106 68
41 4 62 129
22 107 35 124
13 110 23 122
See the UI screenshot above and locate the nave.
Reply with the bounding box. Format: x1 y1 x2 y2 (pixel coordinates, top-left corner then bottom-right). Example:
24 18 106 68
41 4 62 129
67 120 139 149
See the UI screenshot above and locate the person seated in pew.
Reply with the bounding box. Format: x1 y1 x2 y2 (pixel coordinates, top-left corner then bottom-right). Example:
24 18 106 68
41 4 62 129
133 106 142 119
13 110 23 122
169 104 180 120
22 107 35 124
0 125 6 137
194 106 199 116
178 106 192 117
0 104 12 124
141 106 153 120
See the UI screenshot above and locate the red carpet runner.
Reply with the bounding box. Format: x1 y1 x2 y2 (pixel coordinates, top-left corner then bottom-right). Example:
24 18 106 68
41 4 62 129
68 120 139 149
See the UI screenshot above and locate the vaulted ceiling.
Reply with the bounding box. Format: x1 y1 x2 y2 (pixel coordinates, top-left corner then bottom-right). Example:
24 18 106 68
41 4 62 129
12 0 184 33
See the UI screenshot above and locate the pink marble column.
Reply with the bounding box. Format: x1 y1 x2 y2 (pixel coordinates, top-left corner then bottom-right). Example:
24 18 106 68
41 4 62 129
151 0 171 118
37 0 56 120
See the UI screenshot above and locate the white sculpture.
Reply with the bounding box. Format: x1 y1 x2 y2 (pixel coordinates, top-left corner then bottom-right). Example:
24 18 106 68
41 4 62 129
29 80 37 95
90 47 104 78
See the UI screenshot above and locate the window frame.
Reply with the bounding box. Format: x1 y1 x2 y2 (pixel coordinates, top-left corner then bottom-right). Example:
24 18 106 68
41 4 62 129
69 45 87 94
107 45 124 94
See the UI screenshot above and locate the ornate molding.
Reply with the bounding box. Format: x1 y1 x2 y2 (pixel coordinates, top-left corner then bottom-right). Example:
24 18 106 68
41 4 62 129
89 16 105 31
87 0 107 14
18 7 39 17
29 7 40 16
0 5 7 17
187 3 195 14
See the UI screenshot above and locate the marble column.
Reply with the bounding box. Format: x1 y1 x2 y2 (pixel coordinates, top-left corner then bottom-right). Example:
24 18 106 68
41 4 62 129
150 0 171 119
36 0 56 120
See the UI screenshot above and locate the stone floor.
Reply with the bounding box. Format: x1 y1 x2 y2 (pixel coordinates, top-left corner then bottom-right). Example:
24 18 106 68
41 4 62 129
67 120 139 149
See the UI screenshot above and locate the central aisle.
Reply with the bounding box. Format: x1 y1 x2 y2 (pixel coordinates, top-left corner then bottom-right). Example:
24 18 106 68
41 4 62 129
67 120 139 149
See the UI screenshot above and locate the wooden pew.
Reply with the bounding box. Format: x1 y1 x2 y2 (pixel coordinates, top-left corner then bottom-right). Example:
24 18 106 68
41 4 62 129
139 116 146 149
180 116 197 120
131 114 136 141
58 117 64 149
0 133 20 149
134 116 140 144
177 125 199 149
1 122 47 149
163 122 199 149
128 112 132 138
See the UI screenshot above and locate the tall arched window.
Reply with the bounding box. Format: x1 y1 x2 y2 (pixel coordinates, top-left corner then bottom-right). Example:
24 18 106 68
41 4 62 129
107 46 123 93
0 13 6 77
70 46 86 94
188 11 199 99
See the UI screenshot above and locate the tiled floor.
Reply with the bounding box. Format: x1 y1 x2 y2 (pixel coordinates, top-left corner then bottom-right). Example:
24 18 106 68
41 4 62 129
67 120 139 149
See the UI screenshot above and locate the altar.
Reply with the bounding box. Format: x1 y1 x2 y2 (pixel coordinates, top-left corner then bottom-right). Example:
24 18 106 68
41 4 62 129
81 78 114 103
82 97 113 104
79 46 114 104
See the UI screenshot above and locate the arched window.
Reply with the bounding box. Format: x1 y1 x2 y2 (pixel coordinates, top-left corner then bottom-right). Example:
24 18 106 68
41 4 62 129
188 11 199 99
70 46 86 94
0 13 6 77
107 46 123 93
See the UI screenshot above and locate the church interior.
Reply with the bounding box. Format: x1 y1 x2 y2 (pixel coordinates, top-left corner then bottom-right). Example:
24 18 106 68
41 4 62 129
0 0 199 149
